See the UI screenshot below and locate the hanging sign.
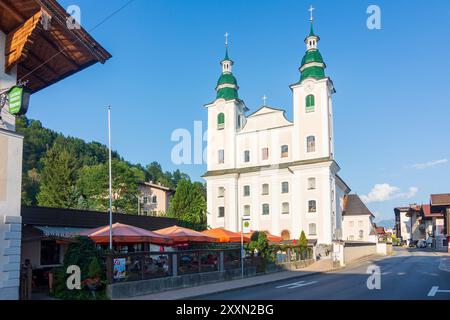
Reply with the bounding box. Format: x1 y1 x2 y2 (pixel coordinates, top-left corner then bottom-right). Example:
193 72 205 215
7 86 31 116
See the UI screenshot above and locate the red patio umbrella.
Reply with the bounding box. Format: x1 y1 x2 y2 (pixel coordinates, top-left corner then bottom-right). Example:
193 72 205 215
79 223 173 245
202 228 250 243
154 225 218 243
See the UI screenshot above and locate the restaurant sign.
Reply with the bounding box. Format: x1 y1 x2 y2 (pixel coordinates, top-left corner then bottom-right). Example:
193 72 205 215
7 86 31 116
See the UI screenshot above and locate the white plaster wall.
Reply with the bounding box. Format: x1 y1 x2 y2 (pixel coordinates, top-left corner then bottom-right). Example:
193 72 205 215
399 212 411 241
0 29 22 300
342 214 373 242
206 99 244 171
292 78 333 161
204 55 346 246
236 124 293 168
343 243 377 264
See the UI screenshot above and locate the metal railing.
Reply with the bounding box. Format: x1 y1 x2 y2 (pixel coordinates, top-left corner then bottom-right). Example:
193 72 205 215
105 248 243 284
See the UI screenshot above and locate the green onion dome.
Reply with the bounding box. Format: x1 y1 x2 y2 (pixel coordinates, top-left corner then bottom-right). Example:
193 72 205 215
217 72 238 87
301 49 324 66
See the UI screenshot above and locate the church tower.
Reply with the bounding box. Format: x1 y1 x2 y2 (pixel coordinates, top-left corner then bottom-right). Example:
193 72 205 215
291 9 336 162
205 33 247 172
204 34 248 231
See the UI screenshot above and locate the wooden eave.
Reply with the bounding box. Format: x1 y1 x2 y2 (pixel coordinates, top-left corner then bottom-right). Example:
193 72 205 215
1 0 112 93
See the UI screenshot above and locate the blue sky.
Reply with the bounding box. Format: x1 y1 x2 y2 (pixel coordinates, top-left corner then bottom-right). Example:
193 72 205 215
28 0 450 222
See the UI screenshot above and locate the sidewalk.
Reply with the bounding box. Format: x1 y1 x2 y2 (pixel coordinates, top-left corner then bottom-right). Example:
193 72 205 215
439 257 450 272
124 259 339 300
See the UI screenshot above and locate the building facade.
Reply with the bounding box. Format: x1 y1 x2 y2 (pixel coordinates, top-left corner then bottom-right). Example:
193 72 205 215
204 19 350 245
341 195 376 242
0 0 111 299
394 197 448 250
138 182 174 216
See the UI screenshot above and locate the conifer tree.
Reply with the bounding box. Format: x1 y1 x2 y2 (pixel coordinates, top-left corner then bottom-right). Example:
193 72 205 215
37 145 77 208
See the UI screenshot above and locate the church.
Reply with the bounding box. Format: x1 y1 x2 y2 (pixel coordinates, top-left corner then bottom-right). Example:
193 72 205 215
203 13 351 246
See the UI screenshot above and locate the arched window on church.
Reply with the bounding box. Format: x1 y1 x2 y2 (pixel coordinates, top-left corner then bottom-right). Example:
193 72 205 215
306 94 315 113
307 136 316 153
217 113 225 129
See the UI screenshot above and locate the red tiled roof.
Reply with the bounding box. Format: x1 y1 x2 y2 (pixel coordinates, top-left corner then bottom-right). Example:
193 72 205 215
422 204 444 218
375 227 386 235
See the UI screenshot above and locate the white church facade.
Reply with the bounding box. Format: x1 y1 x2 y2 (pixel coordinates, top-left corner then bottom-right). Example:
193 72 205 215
203 18 351 245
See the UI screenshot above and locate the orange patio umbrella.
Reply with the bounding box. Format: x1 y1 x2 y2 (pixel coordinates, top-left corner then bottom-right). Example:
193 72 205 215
79 223 173 245
244 230 283 243
202 228 250 243
154 225 218 243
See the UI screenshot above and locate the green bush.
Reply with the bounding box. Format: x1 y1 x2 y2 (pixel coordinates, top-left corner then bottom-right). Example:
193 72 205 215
246 232 274 263
52 237 108 300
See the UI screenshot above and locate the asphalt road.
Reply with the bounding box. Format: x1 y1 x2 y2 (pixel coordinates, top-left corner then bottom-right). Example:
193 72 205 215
202 248 450 300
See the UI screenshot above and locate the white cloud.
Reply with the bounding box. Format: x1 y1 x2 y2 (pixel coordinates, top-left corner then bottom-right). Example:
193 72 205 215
360 184 418 204
410 159 448 170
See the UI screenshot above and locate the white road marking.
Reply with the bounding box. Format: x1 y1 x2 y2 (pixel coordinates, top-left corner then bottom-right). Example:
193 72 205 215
428 286 450 297
276 280 318 289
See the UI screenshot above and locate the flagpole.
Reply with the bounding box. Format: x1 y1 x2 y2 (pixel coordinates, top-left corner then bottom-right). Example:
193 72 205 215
241 216 244 279
108 106 113 251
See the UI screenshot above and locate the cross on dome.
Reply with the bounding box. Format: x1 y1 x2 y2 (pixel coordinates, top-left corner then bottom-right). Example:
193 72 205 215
224 32 229 46
309 5 315 22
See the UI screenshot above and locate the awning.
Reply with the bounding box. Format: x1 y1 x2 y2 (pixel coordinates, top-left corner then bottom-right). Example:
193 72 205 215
34 226 90 238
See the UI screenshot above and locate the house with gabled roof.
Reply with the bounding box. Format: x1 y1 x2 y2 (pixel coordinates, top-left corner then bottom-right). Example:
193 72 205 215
341 194 376 242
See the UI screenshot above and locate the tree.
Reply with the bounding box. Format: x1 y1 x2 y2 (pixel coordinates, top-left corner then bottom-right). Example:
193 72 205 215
247 232 272 262
299 230 308 259
77 159 140 214
168 179 206 230
36 145 78 208
16 116 191 210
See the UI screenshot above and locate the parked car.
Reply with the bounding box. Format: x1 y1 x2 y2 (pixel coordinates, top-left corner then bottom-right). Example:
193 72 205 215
416 240 427 248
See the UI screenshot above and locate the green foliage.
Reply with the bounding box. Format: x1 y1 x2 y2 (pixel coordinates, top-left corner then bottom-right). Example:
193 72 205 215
391 234 398 244
299 231 308 247
77 159 140 214
146 162 189 189
88 258 103 278
299 230 308 259
52 237 107 300
250 231 260 242
168 179 207 230
36 144 78 208
247 232 273 262
16 116 190 213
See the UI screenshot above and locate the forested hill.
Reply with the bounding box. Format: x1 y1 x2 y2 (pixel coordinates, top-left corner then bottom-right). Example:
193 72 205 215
16 116 191 214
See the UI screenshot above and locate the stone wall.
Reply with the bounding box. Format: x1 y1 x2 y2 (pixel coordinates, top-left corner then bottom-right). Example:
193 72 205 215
0 129 23 300
332 241 377 267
